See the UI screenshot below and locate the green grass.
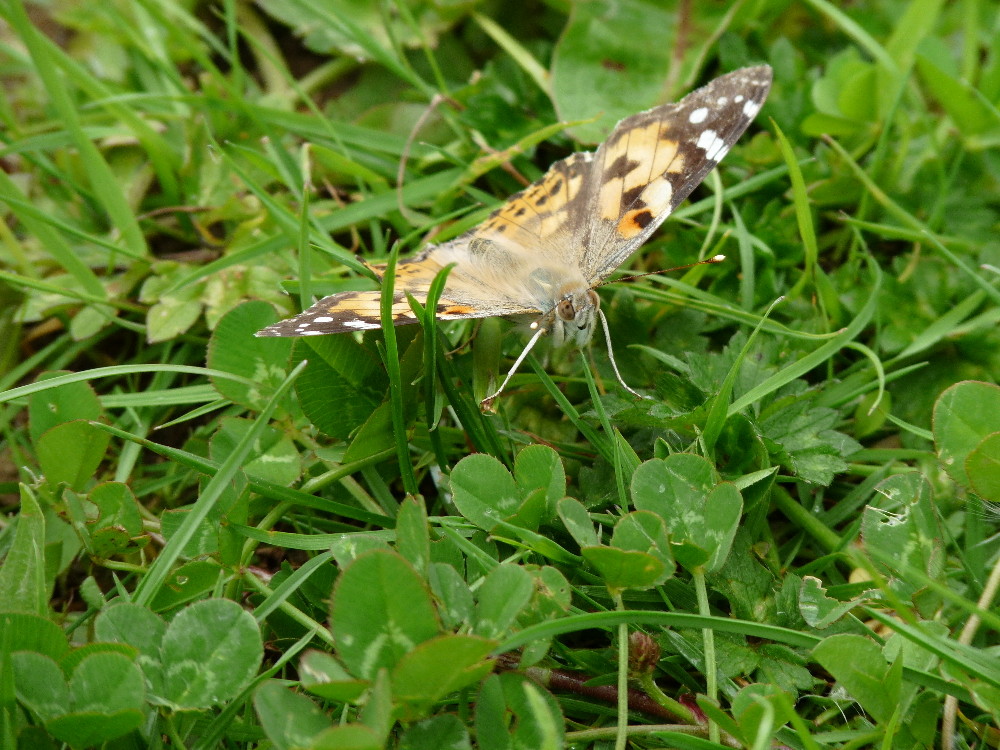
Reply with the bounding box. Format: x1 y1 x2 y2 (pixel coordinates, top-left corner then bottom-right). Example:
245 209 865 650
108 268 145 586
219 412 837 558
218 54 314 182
1 0 999 748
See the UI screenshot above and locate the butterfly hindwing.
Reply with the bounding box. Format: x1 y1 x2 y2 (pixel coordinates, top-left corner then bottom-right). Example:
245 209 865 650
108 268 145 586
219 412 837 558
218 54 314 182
254 287 495 337
254 246 543 337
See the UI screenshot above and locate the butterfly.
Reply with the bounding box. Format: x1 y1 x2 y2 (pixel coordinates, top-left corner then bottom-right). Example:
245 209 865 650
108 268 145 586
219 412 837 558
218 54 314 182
257 66 773 408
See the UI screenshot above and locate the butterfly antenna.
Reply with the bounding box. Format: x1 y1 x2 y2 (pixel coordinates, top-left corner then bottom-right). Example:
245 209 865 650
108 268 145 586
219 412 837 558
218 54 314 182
480 323 549 411
598 308 653 401
595 254 726 287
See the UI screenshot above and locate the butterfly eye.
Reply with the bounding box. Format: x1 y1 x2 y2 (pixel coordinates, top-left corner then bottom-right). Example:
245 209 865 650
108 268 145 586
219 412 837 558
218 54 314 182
556 299 576 321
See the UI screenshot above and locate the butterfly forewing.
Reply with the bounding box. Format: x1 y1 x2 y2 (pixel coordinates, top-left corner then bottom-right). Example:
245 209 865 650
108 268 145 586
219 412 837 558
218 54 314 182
579 65 773 282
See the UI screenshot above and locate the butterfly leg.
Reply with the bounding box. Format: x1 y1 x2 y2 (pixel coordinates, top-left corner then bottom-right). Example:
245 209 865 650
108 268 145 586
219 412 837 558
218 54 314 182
598 309 653 401
480 323 549 411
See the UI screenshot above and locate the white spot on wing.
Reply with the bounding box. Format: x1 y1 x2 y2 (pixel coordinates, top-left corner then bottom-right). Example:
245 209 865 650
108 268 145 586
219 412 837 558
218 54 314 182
343 320 378 329
689 107 708 124
743 99 762 119
640 178 673 210
734 95 745 103
695 129 728 161
313 316 334 323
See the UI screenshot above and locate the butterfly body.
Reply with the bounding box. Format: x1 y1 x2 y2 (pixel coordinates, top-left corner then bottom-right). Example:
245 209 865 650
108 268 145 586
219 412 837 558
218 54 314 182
256 66 773 400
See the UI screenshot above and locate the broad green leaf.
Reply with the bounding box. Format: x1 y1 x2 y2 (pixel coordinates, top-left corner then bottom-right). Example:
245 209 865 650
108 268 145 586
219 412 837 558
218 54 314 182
812 634 900 722
147 560 226 612
527 566 572 619
94 603 166 661
332 549 440 679
631 455 743 572
255 0 469 60
46 710 143 749
0 487 50 615
475 673 563 750
207 300 294 410
36 421 110 491
802 49 876 136
11 652 68 723
86 483 146 558
399 715 471 750
254 680 333 750
933 380 1000 488
427 562 474 631
610 511 674 581
861 473 944 596
0 612 68 660
502 487 548 533
160 499 227 559
154 598 263 709
799 576 873 629
342 401 395 464
296 333 388 439
450 454 522 532
967 432 1000 503
552 0 677 143
140 265 207 342
581 546 668 594
473 674 508 750
731 683 794 745
472 563 534 639
27 372 102 444
145 295 202 342
360 669 393 742
732 683 794 745
556 497 599 549
513 445 565 520
916 53 996 138
632 453 716 512
299 651 368 704
209 416 301 485
310 724 382 750
754 644 816 695
46 653 145 746
391 634 495 710
396 497 431 573
330 533 392 569
759 394 860 486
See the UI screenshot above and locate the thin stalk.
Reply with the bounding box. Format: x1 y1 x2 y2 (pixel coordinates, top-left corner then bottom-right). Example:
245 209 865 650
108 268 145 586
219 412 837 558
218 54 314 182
692 568 719 744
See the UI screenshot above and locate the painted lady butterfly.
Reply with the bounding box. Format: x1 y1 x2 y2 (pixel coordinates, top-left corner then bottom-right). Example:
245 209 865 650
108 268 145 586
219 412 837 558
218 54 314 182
257 66 773 406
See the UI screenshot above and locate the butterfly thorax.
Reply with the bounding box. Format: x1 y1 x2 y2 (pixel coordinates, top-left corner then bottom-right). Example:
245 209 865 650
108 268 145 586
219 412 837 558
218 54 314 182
511 262 598 347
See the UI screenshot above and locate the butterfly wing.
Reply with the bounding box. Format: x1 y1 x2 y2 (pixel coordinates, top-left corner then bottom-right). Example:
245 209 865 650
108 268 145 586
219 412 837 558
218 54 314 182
576 65 773 283
253 247 539 337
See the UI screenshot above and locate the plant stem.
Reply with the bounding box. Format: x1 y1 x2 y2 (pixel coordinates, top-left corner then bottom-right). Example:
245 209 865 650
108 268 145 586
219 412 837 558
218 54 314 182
614 590 629 750
692 568 719 744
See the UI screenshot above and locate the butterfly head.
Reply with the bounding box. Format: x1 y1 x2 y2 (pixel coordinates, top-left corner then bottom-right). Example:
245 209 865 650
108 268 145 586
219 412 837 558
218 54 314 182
542 288 601 348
